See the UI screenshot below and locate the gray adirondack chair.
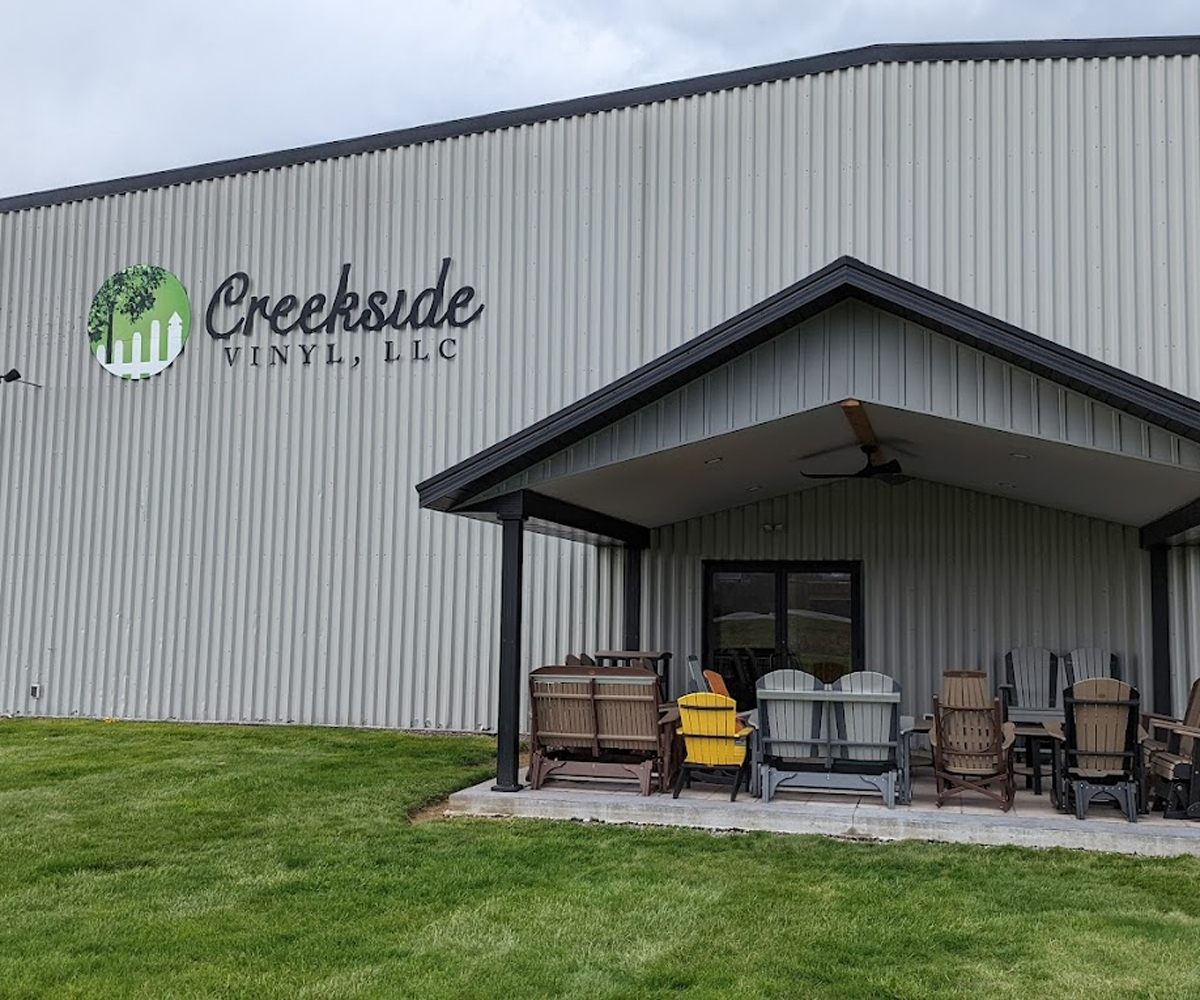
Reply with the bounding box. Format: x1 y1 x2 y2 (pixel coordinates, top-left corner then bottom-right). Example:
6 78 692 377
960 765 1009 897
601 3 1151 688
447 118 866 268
1001 648 1060 723
755 669 827 799
1064 648 1120 686
831 671 904 807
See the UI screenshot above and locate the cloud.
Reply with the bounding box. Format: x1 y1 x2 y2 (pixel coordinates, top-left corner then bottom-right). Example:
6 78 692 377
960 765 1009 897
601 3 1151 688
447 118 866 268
2 0 1199 198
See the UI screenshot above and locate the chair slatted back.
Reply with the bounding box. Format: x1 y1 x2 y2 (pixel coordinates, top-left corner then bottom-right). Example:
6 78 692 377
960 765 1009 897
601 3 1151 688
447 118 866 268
703 669 731 699
1064 677 1138 775
593 679 660 751
530 666 660 756
757 669 826 759
1064 648 1120 686
942 671 990 710
1178 679 1200 761
934 695 1005 775
1183 679 1200 730
1005 648 1058 709
677 692 745 767
833 671 901 764
531 677 600 755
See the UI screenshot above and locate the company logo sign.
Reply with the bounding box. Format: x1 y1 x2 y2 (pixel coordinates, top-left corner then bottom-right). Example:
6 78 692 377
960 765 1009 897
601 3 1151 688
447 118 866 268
85 258 484 378
87 265 191 379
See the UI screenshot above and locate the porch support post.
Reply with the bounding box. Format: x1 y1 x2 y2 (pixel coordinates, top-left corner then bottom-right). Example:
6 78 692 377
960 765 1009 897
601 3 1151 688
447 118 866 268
623 545 643 650
493 514 525 792
1150 543 1172 716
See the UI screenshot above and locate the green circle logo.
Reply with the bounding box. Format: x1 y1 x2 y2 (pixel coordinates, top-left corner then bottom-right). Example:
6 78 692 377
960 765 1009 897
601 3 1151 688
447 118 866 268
87 265 191 379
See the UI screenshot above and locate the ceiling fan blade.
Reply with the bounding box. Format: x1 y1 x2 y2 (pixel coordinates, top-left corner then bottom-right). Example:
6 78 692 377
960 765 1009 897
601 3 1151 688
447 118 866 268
799 469 858 480
795 441 861 463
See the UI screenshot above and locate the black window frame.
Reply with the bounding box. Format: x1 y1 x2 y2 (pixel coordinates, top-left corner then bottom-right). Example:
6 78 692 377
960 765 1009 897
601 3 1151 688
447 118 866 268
701 560 865 682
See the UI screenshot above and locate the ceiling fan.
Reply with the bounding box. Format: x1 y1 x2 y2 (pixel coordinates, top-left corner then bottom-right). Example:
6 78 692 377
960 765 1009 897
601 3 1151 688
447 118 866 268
798 399 911 485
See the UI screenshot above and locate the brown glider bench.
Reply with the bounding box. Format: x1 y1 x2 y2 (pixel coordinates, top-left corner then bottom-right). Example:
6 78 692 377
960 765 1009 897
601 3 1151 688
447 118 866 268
528 664 668 795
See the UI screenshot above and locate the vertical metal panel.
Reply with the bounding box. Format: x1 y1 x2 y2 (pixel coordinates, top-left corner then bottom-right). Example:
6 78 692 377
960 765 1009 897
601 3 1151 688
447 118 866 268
644 479 1151 717
477 301 1200 501
4 50 1200 728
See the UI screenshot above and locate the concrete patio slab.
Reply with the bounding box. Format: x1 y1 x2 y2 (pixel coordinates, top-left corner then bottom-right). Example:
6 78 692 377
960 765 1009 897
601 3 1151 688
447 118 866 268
446 776 1200 857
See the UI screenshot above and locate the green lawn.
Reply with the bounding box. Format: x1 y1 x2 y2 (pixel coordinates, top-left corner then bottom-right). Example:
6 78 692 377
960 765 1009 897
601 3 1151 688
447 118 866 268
2 720 1199 999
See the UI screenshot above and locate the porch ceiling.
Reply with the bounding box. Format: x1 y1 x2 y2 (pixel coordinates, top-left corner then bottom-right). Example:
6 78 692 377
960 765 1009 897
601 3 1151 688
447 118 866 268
532 402 1200 529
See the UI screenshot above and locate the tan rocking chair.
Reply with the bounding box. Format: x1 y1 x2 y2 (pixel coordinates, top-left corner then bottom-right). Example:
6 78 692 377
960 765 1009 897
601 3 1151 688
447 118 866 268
931 674 1016 811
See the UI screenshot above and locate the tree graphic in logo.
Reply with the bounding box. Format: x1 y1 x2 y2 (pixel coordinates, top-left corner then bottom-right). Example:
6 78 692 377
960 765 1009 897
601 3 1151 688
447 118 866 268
87 265 191 379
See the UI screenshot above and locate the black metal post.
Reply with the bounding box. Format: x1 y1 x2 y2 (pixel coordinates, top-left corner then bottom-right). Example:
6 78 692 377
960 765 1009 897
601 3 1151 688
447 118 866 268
1150 543 1172 716
623 545 643 651
493 514 525 791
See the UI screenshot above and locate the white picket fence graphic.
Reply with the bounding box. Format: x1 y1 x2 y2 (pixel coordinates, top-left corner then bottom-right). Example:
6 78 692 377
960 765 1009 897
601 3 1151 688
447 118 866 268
95 313 185 378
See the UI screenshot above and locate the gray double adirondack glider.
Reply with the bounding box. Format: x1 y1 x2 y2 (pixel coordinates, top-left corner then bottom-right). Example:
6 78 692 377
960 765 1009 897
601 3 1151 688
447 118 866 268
755 669 904 808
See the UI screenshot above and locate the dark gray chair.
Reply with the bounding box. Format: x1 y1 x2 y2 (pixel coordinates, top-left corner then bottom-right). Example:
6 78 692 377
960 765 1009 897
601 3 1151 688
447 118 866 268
1000 648 1060 723
1064 648 1119 686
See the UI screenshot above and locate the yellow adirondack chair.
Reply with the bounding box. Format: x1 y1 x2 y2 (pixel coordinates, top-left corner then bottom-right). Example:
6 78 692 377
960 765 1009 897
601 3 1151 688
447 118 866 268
672 692 753 800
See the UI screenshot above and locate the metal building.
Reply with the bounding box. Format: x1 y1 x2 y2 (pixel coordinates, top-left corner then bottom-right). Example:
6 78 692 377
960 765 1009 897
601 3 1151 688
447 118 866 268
4 38 1200 763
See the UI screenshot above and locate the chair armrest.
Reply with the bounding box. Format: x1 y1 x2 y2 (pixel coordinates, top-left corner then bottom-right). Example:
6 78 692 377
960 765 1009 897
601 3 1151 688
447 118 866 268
735 726 755 738
1000 722 1016 750
1157 722 1200 740
1043 721 1065 741
1144 715 1182 738
998 684 1014 713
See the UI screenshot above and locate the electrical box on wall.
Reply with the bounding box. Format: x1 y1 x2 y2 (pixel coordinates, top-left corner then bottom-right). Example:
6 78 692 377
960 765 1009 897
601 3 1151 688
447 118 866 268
29 683 41 699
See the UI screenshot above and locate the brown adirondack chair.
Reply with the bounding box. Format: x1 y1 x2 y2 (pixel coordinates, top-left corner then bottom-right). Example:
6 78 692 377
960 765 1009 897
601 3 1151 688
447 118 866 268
1049 678 1142 822
703 669 731 698
1142 678 1200 819
931 672 1016 810
528 664 665 795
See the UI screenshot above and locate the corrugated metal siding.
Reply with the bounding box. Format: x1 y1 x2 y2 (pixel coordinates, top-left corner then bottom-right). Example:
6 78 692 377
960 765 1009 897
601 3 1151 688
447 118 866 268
644 479 1152 717
3 52 1200 727
481 300 1200 501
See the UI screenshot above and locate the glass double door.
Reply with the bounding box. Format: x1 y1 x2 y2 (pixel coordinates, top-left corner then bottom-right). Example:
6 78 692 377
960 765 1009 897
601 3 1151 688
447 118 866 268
704 561 862 708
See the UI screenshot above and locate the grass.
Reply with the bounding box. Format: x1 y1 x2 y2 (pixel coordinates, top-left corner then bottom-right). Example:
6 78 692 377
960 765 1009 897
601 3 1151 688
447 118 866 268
2 720 1199 999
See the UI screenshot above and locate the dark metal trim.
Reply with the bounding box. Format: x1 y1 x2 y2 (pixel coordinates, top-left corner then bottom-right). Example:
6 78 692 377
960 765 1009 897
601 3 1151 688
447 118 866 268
492 514 525 792
700 559 865 679
623 547 644 650
460 489 650 548
1140 495 1200 548
1150 544 1173 717
418 257 1200 513
5 36 1200 213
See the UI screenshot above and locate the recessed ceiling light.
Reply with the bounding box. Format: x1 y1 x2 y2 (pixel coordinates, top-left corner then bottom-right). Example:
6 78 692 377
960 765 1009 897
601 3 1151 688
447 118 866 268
1009 452 1031 460
746 485 763 492
704 457 723 465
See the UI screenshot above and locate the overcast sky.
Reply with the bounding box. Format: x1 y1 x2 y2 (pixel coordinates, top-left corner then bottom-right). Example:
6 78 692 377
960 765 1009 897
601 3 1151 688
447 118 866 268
3 0 1200 200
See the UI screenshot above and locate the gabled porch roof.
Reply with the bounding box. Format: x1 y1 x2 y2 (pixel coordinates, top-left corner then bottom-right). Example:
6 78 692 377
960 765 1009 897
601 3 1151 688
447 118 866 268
418 257 1200 548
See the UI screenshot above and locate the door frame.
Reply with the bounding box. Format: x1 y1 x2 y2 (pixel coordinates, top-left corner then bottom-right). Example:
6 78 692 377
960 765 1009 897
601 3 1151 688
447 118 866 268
701 559 865 680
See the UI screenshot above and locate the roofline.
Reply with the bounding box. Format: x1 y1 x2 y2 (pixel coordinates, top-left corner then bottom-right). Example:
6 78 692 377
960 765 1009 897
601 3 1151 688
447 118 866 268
415 255 1200 514
5 34 1200 215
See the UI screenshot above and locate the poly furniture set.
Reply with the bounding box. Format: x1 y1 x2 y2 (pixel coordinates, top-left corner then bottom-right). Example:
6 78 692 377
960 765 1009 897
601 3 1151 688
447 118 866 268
528 660 908 807
525 649 1200 824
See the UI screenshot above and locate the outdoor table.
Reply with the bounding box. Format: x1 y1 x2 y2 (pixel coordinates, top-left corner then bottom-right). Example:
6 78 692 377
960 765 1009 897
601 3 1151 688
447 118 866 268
899 716 933 804
1012 722 1054 795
